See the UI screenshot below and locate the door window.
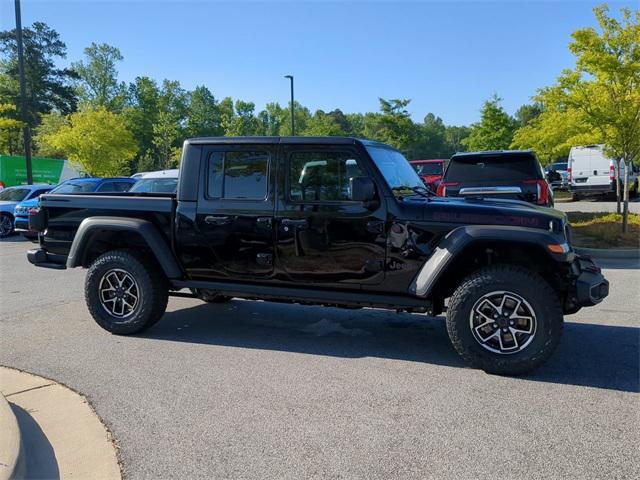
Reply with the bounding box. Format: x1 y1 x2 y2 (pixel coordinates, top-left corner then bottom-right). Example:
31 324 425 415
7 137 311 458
207 151 269 200
288 151 364 202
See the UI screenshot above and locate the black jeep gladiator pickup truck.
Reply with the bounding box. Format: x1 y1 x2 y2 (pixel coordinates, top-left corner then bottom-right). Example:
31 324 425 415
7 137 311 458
27 137 608 375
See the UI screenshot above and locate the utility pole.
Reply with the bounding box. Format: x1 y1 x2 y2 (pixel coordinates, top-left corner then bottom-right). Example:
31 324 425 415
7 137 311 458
284 75 295 136
15 0 33 184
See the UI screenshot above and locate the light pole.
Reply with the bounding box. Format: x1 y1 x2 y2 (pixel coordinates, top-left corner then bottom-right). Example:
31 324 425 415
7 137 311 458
14 0 33 184
284 75 295 136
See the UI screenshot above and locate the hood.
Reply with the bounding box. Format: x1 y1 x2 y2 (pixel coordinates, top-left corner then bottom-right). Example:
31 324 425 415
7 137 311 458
16 197 39 208
397 195 566 230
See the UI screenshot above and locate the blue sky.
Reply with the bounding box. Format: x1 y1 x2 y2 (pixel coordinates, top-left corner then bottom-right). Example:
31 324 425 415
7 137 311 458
0 0 636 125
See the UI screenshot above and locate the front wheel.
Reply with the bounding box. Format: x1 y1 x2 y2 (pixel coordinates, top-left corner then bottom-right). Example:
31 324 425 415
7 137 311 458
446 265 563 375
85 249 168 335
0 214 14 238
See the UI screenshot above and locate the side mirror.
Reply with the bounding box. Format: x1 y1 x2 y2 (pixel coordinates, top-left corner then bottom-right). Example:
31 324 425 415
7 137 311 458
350 176 376 202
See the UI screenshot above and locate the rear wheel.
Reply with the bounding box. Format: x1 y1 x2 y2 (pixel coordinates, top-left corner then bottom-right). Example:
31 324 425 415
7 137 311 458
446 265 563 375
85 249 168 335
0 213 14 238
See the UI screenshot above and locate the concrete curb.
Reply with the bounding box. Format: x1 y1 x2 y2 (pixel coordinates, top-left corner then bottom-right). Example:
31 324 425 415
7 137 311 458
575 247 640 259
0 366 121 480
0 393 22 480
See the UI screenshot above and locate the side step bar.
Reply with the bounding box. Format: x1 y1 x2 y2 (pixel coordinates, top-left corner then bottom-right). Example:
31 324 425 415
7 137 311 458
171 280 429 312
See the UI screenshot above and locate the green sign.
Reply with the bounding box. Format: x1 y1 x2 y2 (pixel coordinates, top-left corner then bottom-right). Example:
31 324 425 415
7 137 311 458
0 155 69 186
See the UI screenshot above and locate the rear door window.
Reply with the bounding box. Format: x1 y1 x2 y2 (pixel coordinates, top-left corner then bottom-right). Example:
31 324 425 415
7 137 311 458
207 151 269 200
445 155 541 182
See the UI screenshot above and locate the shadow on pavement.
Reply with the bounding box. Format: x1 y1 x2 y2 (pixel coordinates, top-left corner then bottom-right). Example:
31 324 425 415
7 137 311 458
0 234 28 243
10 403 60 480
144 300 639 394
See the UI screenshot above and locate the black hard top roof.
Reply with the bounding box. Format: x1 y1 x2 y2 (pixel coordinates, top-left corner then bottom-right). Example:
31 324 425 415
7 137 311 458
184 136 391 148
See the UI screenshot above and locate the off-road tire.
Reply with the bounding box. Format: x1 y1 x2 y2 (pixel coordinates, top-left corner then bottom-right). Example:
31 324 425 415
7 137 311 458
446 265 563 375
85 249 168 335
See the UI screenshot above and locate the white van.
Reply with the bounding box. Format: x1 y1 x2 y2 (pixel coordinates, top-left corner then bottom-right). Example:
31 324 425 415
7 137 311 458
568 145 638 199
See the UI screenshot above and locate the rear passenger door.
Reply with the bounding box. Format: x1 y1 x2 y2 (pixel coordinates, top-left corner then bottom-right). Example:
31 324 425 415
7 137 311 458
193 145 276 280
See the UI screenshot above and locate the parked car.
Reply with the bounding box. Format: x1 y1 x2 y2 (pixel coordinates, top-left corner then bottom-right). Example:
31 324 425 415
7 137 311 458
129 169 179 194
27 137 608 376
410 159 446 192
0 184 54 238
545 162 569 190
14 177 137 238
437 150 553 207
568 145 639 200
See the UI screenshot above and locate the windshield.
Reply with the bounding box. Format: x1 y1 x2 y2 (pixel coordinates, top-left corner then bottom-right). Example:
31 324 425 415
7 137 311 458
0 188 30 202
367 146 424 197
413 162 442 176
551 162 568 171
51 180 99 194
129 178 178 193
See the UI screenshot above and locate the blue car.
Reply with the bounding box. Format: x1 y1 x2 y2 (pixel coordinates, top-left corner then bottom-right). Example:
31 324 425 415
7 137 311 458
0 184 55 238
13 177 136 238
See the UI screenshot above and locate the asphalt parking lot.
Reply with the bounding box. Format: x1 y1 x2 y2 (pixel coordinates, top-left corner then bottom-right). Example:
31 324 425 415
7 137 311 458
1 236 638 479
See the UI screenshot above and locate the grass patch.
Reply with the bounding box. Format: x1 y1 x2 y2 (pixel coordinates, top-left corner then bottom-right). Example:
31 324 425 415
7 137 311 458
567 212 640 249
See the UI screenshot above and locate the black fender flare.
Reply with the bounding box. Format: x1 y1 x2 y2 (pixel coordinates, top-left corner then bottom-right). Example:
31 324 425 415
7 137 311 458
409 225 572 298
66 216 182 279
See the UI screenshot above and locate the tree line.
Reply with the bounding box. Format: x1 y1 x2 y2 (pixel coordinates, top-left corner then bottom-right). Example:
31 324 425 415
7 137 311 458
0 4 637 195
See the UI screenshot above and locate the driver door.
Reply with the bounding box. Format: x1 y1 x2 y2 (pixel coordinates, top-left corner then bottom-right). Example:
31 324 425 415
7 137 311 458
275 145 387 286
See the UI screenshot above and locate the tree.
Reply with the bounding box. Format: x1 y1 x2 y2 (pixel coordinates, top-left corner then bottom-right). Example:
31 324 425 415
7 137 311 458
413 113 447 158
511 108 601 164
44 107 137 176
32 111 69 158
444 125 471 154
0 22 77 128
185 86 221 138
549 5 639 230
0 103 24 154
124 76 160 168
257 102 284 136
303 110 345 136
72 42 126 111
364 98 417 155
515 103 543 127
463 95 518 151
153 111 180 169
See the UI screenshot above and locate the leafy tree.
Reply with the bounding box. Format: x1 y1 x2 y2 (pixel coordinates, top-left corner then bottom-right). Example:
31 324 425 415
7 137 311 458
0 103 24 154
444 125 471 154
223 100 261 136
279 101 311 136
413 113 447 158
304 110 345 136
72 43 126 111
515 103 543 127
124 76 160 167
463 95 517 151
153 111 180 169
345 113 365 137
44 107 137 176
257 102 284 136
185 86 221 137
32 111 69 157
550 5 639 229
365 98 417 155
511 108 601 164
0 22 77 127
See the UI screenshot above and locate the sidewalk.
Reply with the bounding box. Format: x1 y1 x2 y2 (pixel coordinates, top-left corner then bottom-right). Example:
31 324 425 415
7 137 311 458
0 367 121 480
